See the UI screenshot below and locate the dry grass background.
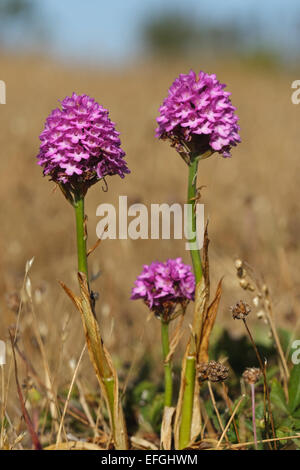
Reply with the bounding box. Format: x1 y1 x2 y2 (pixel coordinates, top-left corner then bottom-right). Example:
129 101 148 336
0 52 299 430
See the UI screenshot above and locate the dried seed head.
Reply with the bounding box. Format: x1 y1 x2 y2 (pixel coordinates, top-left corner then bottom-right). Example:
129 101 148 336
256 309 264 320
235 259 243 269
262 284 269 295
239 278 249 289
197 360 229 383
235 260 246 281
253 296 260 307
235 259 245 279
197 362 210 382
242 367 262 385
208 361 229 382
230 300 251 320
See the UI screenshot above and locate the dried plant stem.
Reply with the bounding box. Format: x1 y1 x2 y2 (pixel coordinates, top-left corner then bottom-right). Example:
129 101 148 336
243 319 276 449
56 345 86 446
9 332 42 450
161 320 173 407
76 378 98 437
264 299 289 382
29 293 60 431
200 397 217 439
216 394 245 449
230 434 300 449
2 261 33 441
207 381 229 444
179 158 203 449
221 382 240 443
250 383 258 449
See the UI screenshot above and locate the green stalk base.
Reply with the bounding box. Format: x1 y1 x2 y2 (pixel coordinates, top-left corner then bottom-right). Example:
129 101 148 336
178 355 196 449
178 159 203 449
161 320 173 407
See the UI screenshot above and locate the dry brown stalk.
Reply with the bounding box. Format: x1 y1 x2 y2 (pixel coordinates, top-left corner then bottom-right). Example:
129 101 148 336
207 381 230 444
216 394 245 449
198 279 223 363
9 330 42 450
220 382 240 443
56 344 86 446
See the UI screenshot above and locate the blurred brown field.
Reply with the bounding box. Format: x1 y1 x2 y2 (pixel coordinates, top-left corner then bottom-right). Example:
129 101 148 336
0 52 300 424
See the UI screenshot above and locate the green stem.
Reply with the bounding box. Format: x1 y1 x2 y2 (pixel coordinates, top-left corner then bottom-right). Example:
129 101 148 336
104 377 115 421
187 158 203 283
178 355 196 449
74 195 118 439
74 195 88 277
161 319 173 407
178 159 203 449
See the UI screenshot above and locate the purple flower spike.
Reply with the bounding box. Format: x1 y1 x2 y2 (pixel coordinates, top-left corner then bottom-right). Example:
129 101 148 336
156 70 241 161
37 93 130 193
131 258 195 319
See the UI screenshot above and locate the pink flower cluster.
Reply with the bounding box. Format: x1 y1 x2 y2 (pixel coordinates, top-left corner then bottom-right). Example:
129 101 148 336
131 258 195 314
37 93 129 189
156 70 240 158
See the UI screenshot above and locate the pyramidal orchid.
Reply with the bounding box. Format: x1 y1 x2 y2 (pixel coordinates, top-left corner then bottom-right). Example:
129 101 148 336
37 92 129 199
131 259 195 408
156 69 240 162
156 70 240 448
37 93 130 449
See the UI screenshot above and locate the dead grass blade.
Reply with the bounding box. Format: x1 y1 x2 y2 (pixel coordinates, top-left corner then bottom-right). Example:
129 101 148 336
87 224 108 257
207 381 229 444
2 259 34 439
198 279 223 363
75 377 98 437
192 278 208 354
9 330 42 450
56 344 86 445
229 434 300 450
26 275 60 431
59 281 82 312
46 441 105 450
216 394 245 449
220 382 240 443
165 315 184 364
160 406 175 450
131 436 158 450
77 273 112 380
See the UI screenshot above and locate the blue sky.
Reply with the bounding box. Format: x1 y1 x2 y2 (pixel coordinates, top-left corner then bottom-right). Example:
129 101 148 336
4 0 300 63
